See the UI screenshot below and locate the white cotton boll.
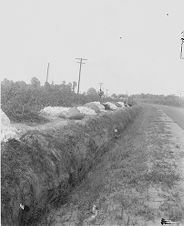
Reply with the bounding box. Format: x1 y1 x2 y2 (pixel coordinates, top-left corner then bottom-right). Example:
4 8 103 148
104 102 118 111
85 102 106 113
77 107 97 116
40 106 71 118
92 102 105 111
117 102 125 107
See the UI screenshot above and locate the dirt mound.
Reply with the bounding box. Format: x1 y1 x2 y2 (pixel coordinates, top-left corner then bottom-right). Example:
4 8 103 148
1 106 141 226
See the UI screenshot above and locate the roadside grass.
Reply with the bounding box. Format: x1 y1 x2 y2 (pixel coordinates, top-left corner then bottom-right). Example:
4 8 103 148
43 105 184 226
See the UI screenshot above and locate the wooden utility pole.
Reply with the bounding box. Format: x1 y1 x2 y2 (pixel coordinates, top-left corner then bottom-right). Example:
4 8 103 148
75 58 87 94
99 82 103 90
46 62 50 83
180 31 184 59
98 83 104 99
179 91 184 104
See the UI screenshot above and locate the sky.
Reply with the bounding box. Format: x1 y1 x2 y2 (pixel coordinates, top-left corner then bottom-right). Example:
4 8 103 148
0 0 184 95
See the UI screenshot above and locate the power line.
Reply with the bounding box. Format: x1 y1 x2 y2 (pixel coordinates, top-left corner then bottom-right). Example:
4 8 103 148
75 58 87 94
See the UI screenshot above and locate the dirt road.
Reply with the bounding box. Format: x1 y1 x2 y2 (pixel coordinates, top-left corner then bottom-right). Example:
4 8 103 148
39 105 184 226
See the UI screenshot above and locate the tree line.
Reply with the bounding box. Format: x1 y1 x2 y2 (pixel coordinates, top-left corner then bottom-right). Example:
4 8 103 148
133 93 184 107
1 77 103 122
1 77 183 122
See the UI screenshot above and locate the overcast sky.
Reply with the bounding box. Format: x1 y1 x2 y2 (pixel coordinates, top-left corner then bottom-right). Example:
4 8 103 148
0 0 184 95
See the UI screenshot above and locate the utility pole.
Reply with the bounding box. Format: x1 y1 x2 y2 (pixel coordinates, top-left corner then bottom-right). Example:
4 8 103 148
99 82 103 90
46 62 50 83
98 82 104 99
180 31 184 59
75 58 87 94
179 91 184 105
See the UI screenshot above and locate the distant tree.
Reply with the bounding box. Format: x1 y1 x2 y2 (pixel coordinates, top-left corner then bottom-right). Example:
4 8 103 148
87 87 98 96
72 81 77 93
111 93 117 99
15 81 27 90
31 77 40 88
59 81 66 90
118 94 127 98
1 79 15 104
44 81 50 88
68 82 72 91
1 78 14 87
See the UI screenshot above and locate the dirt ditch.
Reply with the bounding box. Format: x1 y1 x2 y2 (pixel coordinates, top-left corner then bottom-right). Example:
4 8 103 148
1 106 140 226
38 105 184 226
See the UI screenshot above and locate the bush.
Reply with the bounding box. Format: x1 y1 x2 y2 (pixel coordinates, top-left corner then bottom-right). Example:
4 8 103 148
1 79 111 122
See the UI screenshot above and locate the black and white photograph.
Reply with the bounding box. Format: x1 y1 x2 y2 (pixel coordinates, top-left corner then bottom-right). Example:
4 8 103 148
1 0 184 225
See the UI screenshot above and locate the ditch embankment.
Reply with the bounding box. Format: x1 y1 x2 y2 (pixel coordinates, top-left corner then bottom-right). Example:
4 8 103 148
38 104 184 226
1 106 140 226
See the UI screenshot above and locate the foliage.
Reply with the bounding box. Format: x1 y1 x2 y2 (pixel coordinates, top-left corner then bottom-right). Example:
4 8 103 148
111 93 118 99
1 78 105 122
133 93 184 107
72 81 77 93
87 87 98 96
31 77 41 88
